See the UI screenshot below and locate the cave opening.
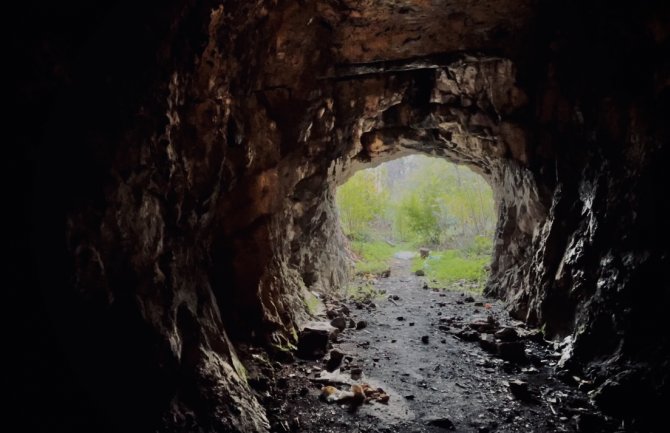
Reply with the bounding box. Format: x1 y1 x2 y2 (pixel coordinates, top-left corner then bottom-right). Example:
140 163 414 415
335 154 497 294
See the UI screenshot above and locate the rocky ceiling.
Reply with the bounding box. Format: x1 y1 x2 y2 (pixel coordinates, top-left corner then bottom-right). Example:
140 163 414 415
9 0 669 432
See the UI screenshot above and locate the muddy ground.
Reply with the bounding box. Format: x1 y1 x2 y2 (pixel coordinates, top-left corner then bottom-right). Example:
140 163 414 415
252 254 618 433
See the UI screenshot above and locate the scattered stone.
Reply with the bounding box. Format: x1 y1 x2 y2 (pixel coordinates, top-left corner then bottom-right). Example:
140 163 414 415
494 327 519 342
325 349 345 372
415 269 425 276
438 325 449 331
501 361 520 374
326 309 339 319
456 329 480 342
404 394 415 400
419 247 430 258
464 296 475 302
421 335 430 344
508 380 531 401
380 268 391 278
409 322 415 326
426 417 456 430
277 377 289 389
474 301 484 307
297 323 335 359
498 341 528 364
469 319 497 333
299 386 309 396
479 334 498 353
574 413 605 432
397 316 405 321
339 305 350 316
350 367 363 380
355 320 367 330
330 316 347 332
348 318 356 328
423 283 429 290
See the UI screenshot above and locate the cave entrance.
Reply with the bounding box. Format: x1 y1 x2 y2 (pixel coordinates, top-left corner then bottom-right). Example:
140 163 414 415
335 154 497 296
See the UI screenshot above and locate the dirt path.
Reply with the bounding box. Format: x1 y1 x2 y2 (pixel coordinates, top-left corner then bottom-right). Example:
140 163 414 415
264 255 610 432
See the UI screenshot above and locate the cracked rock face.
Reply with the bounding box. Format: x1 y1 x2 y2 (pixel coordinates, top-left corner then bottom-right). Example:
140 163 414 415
11 0 669 432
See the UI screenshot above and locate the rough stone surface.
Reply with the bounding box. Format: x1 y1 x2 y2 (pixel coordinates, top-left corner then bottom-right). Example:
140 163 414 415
10 0 670 431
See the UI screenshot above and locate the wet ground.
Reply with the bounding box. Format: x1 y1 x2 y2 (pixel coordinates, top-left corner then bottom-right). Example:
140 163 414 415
262 254 615 432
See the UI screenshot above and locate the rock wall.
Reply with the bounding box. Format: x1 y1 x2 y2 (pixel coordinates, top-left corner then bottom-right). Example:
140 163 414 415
10 0 669 432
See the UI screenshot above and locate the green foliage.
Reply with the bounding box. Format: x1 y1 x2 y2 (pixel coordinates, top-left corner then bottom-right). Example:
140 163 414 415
350 240 399 275
395 157 496 247
412 250 490 291
336 155 497 286
336 169 389 240
465 235 494 256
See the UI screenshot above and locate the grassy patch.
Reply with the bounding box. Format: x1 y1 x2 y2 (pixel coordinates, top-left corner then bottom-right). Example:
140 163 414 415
350 240 408 275
412 249 490 291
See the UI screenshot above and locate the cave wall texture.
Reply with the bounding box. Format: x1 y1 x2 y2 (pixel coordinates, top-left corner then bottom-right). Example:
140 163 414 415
8 0 669 432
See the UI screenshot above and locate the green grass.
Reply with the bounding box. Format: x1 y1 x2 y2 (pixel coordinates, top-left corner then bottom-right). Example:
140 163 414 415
350 240 407 275
412 249 490 291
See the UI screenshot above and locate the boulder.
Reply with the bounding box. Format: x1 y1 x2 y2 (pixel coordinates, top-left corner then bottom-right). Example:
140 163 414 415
297 322 337 359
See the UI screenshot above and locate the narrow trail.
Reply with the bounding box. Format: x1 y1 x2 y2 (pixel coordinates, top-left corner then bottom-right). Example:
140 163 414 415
265 255 605 432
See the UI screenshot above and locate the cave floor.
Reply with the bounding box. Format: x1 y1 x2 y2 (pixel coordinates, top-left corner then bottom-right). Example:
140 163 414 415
264 256 610 433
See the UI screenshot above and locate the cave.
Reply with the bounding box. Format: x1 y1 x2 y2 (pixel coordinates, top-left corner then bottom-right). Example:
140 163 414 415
9 1 669 432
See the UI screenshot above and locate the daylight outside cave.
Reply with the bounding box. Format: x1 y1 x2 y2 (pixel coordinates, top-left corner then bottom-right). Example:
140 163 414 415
336 155 497 293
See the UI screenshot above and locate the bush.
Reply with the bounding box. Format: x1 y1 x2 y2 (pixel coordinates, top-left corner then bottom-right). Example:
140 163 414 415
465 235 493 256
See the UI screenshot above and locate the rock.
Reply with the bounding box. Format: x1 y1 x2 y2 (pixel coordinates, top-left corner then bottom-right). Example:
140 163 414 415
469 319 497 333
339 305 350 316
494 327 519 342
330 317 347 331
350 367 363 380
464 296 475 302
297 322 336 359
404 394 415 400
355 320 367 330
421 335 430 344
422 283 429 290
380 268 391 278
501 361 520 374
456 329 480 342
474 301 484 307
397 316 405 321
409 322 415 326
497 341 528 364
326 309 339 319
391 295 400 300
348 318 356 328
479 334 498 353
325 349 345 372
415 269 425 276
426 417 456 430
574 413 606 432
419 247 430 258
277 377 289 389
508 380 531 401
